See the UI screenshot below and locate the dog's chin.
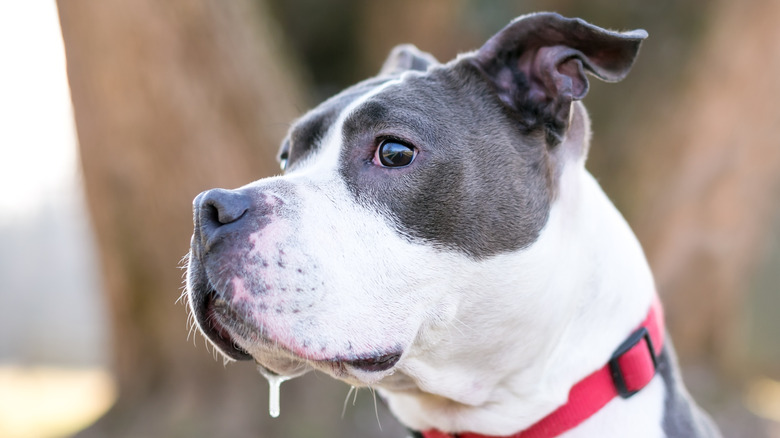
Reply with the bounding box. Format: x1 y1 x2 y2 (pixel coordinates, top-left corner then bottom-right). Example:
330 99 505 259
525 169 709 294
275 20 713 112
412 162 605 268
245 341 404 386
252 353 311 379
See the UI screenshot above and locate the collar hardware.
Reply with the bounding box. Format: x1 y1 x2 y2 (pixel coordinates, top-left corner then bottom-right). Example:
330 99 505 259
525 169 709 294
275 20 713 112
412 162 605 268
609 326 658 399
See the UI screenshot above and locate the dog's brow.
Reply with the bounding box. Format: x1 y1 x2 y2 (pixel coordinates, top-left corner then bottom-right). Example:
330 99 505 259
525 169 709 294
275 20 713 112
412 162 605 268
291 113 331 149
341 100 390 140
287 80 392 167
286 107 345 167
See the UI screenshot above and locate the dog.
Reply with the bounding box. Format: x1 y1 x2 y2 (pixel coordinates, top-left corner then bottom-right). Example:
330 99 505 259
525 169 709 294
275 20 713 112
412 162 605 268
185 12 723 438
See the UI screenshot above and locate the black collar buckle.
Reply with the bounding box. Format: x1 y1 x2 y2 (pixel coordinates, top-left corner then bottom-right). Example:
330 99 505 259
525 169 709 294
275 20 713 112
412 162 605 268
608 326 658 399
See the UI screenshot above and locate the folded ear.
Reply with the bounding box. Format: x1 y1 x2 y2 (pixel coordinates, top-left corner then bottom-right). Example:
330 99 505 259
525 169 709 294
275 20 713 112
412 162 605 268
379 44 439 76
472 12 647 145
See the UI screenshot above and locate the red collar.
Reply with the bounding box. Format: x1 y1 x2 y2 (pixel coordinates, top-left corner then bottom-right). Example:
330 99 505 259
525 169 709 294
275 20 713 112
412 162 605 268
421 296 665 438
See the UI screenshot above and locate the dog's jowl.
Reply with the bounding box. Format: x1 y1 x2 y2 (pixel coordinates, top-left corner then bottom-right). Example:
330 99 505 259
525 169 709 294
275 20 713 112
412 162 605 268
185 12 722 438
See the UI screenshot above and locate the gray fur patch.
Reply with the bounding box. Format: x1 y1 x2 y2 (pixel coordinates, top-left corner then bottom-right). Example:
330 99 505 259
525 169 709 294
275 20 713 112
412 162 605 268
281 77 392 171
658 342 723 437
338 62 554 259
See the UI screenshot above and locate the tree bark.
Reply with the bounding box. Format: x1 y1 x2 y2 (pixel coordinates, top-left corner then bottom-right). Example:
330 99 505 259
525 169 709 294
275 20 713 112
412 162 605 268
629 0 780 375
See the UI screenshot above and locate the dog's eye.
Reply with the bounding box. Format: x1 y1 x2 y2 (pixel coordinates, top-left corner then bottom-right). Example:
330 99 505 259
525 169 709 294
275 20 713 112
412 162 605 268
377 140 416 168
279 150 289 171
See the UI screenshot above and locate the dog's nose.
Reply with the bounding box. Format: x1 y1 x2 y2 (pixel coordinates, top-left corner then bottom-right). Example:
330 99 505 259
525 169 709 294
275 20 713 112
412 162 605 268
193 188 252 249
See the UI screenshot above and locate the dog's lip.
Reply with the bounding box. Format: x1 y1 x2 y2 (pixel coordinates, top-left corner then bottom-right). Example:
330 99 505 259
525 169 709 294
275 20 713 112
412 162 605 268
340 352 402 373
201 291 253 361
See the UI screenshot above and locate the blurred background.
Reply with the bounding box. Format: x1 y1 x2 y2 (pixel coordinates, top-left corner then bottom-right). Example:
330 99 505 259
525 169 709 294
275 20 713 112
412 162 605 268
1 0 779 437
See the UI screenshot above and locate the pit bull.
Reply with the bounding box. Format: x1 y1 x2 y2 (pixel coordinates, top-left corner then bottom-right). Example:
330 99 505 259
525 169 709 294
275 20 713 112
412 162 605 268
185 12 722 438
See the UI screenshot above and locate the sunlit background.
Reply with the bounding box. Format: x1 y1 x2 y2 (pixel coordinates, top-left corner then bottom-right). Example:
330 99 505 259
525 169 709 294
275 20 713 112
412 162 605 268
0 1 114 438
0 2 114 438
1 1 780 437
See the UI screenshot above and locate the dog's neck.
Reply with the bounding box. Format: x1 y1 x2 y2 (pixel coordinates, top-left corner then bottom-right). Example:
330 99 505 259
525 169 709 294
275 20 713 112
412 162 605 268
379 107 658 436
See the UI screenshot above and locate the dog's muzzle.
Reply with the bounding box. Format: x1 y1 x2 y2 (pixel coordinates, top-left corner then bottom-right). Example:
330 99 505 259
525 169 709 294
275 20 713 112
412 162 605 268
187 187 406 374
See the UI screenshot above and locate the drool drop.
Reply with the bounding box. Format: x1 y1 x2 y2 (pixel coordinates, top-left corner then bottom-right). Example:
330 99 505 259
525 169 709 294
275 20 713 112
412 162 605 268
257 364 292 418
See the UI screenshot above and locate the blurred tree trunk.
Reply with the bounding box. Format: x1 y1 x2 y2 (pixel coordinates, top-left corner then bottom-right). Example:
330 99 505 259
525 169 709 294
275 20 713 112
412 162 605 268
356 0 468 77
56 1 318 436
629 0 780 376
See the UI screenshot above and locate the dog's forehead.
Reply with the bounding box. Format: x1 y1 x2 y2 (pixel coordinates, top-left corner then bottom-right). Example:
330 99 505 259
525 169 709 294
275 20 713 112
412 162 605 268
342 75 447 145
280 64 555 259
285 77 394 168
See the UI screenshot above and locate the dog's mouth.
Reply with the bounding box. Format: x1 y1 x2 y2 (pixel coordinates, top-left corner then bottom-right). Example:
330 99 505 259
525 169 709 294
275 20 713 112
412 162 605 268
343 352 401 373
198 288 403 377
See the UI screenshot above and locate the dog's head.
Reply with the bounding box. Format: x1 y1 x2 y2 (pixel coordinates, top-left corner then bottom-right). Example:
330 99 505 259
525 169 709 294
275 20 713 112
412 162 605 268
185 13 646 390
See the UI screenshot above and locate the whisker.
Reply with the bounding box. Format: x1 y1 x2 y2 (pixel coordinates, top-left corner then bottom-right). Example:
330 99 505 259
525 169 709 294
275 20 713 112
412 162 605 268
342 385 356 419
370 386 382 431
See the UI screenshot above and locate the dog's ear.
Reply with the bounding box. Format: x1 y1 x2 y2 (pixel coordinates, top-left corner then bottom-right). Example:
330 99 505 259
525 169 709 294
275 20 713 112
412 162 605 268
379 44 439 76
472 12 647 145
